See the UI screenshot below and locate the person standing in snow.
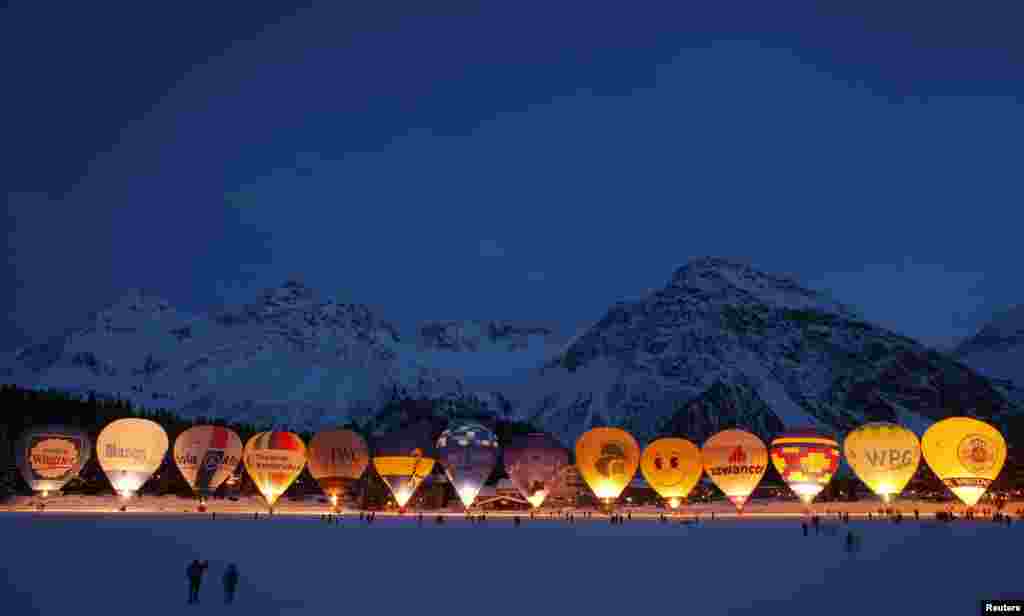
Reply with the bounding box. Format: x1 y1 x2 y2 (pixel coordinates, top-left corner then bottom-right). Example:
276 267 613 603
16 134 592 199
223 564 239 604
844 531 855 554
801 522 808 536
187 559 209 604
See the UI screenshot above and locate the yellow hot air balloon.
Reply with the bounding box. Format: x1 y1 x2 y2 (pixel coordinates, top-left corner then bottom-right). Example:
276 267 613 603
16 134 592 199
843 422 920 503
97 418 169 499
372 422 437 510
373 455 435 508
921 417 1007 507
770 429 841 506
701 429 768 512
640 438 702 509
243 431 307 509
575 427 640 509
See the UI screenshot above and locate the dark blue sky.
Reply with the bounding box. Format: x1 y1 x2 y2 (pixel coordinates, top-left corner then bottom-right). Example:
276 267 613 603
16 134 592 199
3 1 1022 351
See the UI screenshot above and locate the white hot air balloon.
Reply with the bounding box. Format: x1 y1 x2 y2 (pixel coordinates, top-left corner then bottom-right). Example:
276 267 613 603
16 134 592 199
97 418 169 499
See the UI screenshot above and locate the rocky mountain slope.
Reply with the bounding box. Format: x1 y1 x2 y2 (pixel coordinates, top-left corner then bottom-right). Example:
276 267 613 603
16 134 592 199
3 258 1018 445
953 305 1024 403
509 257 1018 445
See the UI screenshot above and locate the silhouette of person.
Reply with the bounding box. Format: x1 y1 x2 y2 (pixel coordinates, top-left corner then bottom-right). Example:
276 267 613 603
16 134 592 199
186 559 208 604
223 564 239 604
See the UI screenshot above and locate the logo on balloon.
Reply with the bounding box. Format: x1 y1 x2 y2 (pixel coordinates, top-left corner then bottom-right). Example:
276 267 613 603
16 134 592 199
863 448 915 469
653 455 678 471
729 447 746 464
595 442 627 479
105 442 148 463
957 435 995 473
29 438 79 479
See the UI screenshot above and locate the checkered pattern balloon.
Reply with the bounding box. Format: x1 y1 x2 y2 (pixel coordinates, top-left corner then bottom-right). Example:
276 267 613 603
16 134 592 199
770 429 840 504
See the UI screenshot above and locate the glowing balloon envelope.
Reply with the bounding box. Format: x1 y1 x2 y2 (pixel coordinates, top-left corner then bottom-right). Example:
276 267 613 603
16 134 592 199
843 422 920 503
15 425 92 497
640 437 702 509
504 432 570 508
308 429 370 508
575 427 640 506
701 429 768 512
437 422 498 508
770 428 841 506
173 425 243 498
921 416 1007 507
243 431 307 508
373 422 437 509
97 418 169 498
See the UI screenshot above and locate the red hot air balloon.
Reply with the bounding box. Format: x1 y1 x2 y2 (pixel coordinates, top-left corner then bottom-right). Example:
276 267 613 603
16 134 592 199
504 433 570 509
770 428 841 507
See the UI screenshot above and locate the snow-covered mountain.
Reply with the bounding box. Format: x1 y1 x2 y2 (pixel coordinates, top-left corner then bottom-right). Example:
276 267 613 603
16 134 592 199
954 305 1024 401
1 281 558 430
508 257 1018 445
3 259 1018 445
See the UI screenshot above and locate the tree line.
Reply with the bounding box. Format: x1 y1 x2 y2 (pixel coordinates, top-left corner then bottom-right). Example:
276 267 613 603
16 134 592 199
0 384 541 507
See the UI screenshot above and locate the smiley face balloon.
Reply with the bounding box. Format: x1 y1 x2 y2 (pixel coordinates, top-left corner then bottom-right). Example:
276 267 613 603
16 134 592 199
640 438 702 509
921 417 1007 507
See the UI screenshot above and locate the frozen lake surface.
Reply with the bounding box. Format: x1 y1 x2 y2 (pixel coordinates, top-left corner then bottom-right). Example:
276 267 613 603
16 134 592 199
1 514 1021 615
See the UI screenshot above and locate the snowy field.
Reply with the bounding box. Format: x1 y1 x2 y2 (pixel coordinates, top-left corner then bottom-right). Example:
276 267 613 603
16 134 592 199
2 514 1022 616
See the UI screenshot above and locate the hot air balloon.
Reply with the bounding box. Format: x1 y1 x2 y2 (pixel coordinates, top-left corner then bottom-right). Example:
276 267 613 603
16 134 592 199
372 421 437 510
701 429 768 512
504 432 570 509
243 431 307 510
97 418 169 499
921 417 1007 507
575 427 640 510
308 429 370 509
770 428 841 507
15 425 92 498
437 422 498 509
173 425 243 501
640 438 702 510
843 422 920 504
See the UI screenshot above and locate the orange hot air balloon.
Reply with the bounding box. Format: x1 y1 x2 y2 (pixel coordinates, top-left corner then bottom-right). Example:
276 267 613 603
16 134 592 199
308 429 369 509
921 417 1007 507
575 427 640 509
243 431 307 509
640 438 702 509
173 425 243 499
701 429 768 512
770 428 841 506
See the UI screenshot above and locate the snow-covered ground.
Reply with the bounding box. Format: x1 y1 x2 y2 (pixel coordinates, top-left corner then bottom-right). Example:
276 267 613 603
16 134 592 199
2 513 1022 615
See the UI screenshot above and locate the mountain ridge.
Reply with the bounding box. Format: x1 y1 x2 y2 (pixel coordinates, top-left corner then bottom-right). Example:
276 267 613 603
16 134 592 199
3 258 1018 445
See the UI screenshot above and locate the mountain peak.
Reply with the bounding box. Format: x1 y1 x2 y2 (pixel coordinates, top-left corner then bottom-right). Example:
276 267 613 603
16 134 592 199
103 289 175 314
260 279 316 305
668 256 858 318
